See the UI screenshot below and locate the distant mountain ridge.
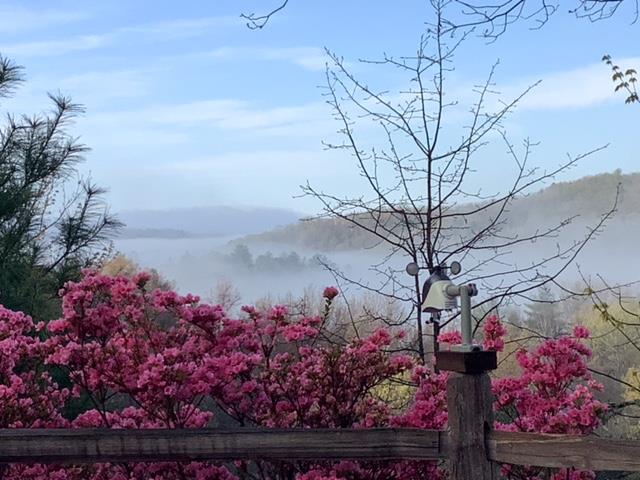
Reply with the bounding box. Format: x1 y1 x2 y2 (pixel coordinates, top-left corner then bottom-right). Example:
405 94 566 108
238 170 640 251
118 206 303 239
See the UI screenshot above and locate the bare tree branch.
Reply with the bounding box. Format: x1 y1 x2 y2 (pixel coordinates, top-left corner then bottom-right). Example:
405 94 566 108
447 0 637 39
241 0 290 29
300 0 615 361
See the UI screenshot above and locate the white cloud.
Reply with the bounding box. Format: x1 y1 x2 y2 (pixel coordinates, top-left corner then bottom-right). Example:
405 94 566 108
122 16 241 38
499 57 640 111
160 149 330 175
0 67 154 118
147 146 366 212
203 46 328 71
0 34 109 57
152 100 331 131
87 98 334 139
58 69 151 100
0 15 240 57
0 5 87 34
443 57 640 118
87 128 190 149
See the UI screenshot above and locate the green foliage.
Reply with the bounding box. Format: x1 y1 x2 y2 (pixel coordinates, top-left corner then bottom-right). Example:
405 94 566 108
580 297 640 437
603 54 639 105
0 55 120 320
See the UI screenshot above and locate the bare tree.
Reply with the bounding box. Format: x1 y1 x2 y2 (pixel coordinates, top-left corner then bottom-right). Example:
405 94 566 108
241 0 637 36
301 0 617 361
209 280 242 311
446 0 637 39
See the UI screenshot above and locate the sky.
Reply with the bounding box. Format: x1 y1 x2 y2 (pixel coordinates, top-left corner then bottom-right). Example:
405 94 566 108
0 0 638 214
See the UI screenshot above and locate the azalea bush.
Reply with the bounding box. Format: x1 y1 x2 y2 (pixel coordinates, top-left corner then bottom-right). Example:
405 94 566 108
0 271 606 479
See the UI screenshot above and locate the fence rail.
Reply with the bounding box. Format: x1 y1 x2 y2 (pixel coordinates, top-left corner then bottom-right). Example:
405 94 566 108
1 427 639 472
488 430 640 472
0 428 445 464
1 351 639 478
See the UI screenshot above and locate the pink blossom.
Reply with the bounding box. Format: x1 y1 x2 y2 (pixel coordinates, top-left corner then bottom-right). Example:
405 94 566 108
437 330 462 346
322 286 339 300
482 314 507 352
573 325 590 339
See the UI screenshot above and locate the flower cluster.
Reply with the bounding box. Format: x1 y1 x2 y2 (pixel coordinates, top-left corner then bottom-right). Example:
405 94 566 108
436 330 462 347
493 326 606 479
0 271 606 479
483 314 507 352
0 306 68 429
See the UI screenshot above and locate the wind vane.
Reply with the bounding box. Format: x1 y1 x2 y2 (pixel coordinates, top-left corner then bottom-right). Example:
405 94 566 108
406 261 497 373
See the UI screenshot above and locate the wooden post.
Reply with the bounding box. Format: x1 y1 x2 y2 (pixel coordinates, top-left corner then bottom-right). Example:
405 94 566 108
439 350 498 480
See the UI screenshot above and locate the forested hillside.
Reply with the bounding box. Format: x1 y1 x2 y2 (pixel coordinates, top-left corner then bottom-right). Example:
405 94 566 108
242 171 639 251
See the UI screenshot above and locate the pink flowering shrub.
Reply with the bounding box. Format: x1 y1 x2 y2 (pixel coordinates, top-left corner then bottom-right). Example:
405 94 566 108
493 326 606 479
0 306 68 429
0 271 607 479
40 271 431 479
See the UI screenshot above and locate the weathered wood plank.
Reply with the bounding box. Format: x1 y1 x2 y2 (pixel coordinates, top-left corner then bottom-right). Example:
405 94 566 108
0 428 446 464
446 372 499 480
436 350 497 374
488 430 640 472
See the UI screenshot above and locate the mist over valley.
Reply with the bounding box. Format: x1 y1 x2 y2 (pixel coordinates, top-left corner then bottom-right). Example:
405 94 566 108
114 171 640 305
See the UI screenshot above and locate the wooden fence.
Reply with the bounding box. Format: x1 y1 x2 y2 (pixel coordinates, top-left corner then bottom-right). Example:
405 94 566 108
1 351 639 479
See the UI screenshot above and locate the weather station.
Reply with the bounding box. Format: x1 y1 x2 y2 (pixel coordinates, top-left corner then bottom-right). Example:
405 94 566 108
406 261 497 374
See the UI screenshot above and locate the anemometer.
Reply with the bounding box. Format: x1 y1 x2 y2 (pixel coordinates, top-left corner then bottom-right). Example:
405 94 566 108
406 260 479 352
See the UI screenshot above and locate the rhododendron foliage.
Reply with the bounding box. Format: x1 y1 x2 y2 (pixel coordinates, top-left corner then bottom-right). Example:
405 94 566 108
0 271 607 479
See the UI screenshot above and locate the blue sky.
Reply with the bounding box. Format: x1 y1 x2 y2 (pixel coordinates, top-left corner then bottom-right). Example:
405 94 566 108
0 0 637 214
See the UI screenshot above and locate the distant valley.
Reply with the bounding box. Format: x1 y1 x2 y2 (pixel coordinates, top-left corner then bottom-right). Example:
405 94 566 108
239 170 640 251
114 171 640 302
